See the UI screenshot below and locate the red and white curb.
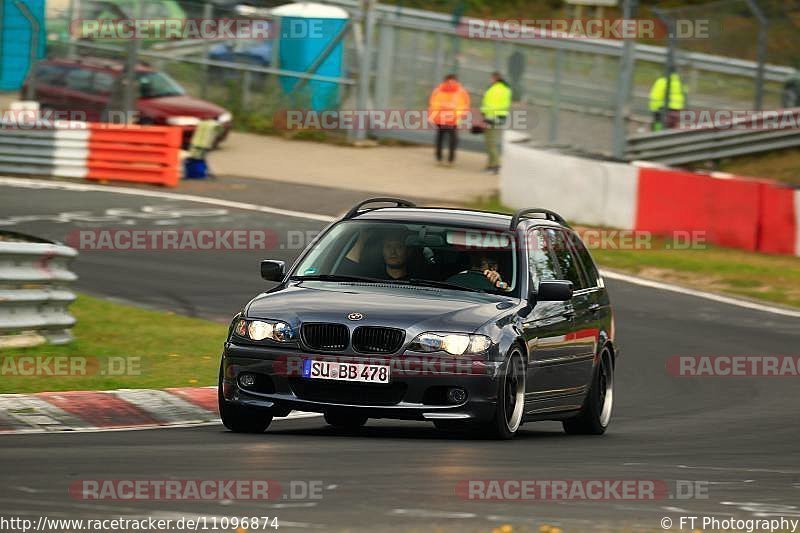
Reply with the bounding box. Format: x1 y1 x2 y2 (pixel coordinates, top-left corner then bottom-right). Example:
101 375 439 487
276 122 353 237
0 387 318 434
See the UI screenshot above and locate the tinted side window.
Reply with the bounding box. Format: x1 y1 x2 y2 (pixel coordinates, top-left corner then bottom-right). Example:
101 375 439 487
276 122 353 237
91 72 115 94
569 233 600 288
552 230 587 290
526 228 559 289
64 68 93 92
35 64 68 86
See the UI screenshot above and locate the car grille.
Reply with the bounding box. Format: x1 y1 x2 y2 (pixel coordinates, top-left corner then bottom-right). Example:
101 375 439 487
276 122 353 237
289 378 407 406
301 323 349 351
352 326 405 354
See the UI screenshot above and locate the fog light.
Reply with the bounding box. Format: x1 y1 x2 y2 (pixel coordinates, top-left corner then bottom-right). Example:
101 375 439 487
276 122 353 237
447 387 467 404
239 373 257 388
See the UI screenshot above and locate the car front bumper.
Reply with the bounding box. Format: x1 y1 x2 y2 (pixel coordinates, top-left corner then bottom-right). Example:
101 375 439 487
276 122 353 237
220 343 504 422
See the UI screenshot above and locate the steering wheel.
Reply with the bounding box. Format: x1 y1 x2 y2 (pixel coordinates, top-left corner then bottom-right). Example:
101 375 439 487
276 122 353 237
446 270 495 291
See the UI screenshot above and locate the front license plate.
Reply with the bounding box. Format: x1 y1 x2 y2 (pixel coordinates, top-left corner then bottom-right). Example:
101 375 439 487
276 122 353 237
302 360 390 383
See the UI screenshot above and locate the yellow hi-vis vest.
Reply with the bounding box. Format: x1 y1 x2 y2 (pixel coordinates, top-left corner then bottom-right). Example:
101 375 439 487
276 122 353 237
481 81 512 120
649 73 685 112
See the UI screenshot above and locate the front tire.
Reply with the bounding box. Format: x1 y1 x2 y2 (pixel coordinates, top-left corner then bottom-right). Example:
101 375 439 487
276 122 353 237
471 349 526 440
218 365 273 433
563 349 614 435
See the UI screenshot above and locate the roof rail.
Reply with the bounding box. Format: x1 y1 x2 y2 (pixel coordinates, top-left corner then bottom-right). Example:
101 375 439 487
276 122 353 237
344 197 417 219
510 208 570 230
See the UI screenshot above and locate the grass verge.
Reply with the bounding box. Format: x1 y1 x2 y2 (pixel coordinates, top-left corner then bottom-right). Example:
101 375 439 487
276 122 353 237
469 195 800 309
0 295 227 394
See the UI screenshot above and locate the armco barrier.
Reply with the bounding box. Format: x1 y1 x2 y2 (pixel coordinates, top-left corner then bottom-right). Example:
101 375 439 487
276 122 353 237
0 237 78 347
501 137 800 257
0 121 181 186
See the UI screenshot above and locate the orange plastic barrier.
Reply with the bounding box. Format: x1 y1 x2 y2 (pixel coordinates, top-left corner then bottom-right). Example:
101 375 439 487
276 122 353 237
85 124 181 187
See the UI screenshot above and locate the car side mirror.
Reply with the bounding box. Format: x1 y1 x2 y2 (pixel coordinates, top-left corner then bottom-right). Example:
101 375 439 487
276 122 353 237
532 280 573 302
260 260 285 282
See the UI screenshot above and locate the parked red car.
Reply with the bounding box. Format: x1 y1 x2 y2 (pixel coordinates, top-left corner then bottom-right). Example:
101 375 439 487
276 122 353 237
21 57 232 147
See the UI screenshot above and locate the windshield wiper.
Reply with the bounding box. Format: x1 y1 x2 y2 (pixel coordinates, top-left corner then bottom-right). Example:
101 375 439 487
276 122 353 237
404 278 486 293
289 274 388 283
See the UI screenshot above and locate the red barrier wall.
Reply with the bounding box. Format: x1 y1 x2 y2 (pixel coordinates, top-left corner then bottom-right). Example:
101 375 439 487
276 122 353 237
757 184 798 255
635 167 762 250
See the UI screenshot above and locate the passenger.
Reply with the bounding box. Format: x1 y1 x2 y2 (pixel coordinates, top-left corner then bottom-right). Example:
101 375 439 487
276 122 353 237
381 231 410 280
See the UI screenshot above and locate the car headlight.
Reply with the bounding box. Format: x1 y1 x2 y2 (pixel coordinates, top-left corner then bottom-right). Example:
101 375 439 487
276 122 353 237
217 112 232 123
234 319 294 342
166 116 201 126
408 332 492 356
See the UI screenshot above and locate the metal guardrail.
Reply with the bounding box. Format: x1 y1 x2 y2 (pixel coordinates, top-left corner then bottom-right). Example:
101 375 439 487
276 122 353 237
0 238 78 347
323 0 796 83
625 109 800 165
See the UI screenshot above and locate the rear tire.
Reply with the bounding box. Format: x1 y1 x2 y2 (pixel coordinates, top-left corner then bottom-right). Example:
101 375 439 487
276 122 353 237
563 349 613 435
218 364 273 433
324 410 368 429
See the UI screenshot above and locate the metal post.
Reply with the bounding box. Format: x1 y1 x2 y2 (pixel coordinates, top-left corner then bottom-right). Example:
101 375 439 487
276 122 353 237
612 0 637 159
355 0 376 141
745 0 767 110
663 17 676 122
271 14 281 70
201 1 213 99
548 49 563 145
122 1 143 120
67 0 80 58
374 22 395 110
433 32 444 82
242 71 252 108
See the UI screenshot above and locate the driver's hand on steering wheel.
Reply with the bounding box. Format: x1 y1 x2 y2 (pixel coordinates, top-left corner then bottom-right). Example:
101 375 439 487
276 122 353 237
483 269 501 285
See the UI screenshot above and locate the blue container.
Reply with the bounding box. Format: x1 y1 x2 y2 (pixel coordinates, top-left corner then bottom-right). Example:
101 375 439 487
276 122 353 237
183 158 208 179
272 3 348 112
0 0 46 90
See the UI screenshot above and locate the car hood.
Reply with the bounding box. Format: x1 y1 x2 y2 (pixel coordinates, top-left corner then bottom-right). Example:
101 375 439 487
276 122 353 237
246 281 514 334
138 95 226 119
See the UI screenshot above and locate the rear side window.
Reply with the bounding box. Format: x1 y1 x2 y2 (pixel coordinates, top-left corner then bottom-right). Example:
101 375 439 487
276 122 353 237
64 68 93 92
34 64 69 86
526 228 560 288
91 72 116 94
552 230 588 290
569 234 600 288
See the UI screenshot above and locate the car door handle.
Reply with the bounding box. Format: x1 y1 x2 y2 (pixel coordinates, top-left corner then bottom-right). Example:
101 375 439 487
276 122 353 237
588 303 601 313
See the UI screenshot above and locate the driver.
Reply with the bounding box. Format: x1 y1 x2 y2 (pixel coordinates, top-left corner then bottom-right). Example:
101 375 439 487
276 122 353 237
447 255 511 292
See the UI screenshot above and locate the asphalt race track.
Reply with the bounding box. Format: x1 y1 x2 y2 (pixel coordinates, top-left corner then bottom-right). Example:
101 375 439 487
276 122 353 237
1 179 799 532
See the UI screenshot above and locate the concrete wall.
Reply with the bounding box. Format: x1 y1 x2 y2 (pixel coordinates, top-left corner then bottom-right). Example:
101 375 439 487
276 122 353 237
500 139 639 229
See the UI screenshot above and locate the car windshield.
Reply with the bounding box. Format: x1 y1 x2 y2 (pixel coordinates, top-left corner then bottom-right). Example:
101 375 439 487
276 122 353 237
293 221 518 296
137 71 185 98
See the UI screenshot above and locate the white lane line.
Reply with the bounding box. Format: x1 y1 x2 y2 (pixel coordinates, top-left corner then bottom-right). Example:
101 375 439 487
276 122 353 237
601 269 800 318
0 176 336 223
3 177 797 317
